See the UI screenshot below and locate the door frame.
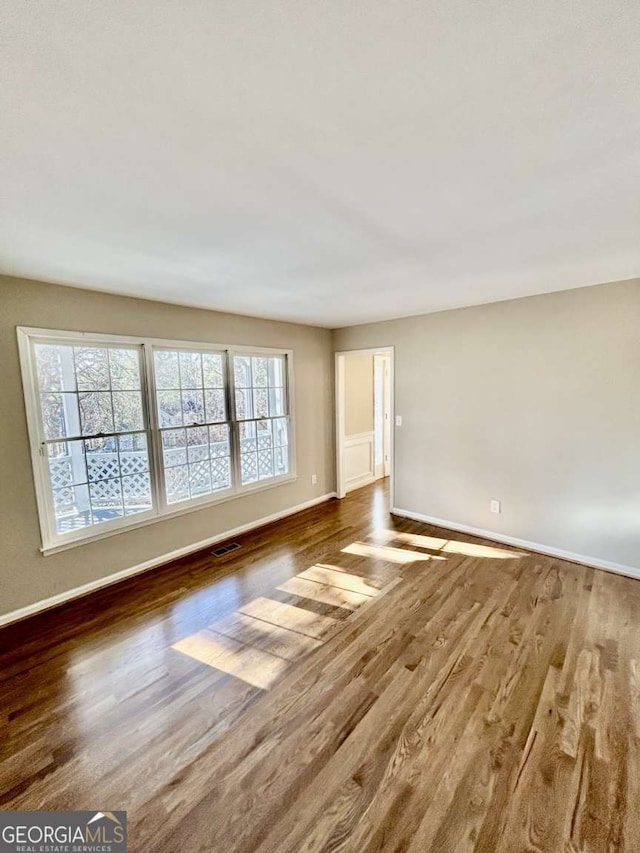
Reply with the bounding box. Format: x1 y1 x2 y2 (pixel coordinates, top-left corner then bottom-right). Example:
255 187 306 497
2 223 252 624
374 352 392 479
335 346 395 501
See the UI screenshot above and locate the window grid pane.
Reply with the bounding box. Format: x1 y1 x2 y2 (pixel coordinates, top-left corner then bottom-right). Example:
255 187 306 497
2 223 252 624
47 432 152 533
233 355 287 423
162 422 232 505
35 342 151 536
154 349 227 427
233 355 289 486
154 349 231 505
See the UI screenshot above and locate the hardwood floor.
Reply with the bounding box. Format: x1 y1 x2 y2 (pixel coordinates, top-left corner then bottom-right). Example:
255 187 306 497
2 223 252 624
2 481 640 851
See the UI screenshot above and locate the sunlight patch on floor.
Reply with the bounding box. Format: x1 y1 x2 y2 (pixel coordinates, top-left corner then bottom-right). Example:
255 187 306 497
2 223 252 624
376 529 526 560
441 539 525 559
375 529 448 551
239 596 338 639
277 576 371 610
313 563 392 591
210 611 323 661
342 541 446 564
173 561 390 688
172 629 289 690
295 565 379 597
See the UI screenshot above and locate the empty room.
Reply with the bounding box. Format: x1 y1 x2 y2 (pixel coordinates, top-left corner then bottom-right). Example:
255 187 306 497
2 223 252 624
1 1 639 851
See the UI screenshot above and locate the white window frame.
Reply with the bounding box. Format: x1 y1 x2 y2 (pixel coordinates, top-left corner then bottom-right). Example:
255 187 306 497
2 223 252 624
17 327 296 554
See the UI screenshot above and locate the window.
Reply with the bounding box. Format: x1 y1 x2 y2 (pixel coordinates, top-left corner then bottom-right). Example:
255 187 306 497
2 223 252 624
18 329 294 552
233 354 290 485
33 342 153 538
154 348 232 505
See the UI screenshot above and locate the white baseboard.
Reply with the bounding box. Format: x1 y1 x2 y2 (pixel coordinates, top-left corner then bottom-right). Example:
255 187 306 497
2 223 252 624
0 492 337 629
391 506 640 581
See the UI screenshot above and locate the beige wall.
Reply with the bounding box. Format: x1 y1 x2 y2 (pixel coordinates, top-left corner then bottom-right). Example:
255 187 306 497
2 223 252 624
334 278 640 571
344 352 374 436
0 275 335 619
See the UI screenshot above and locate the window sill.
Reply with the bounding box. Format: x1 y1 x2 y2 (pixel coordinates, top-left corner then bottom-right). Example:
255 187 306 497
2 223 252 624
40 474 298 556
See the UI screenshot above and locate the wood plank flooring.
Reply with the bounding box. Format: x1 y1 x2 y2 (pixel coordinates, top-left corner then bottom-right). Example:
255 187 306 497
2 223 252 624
1 481 640 851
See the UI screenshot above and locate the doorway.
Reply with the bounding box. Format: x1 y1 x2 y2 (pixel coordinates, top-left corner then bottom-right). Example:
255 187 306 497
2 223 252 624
335 347 394 500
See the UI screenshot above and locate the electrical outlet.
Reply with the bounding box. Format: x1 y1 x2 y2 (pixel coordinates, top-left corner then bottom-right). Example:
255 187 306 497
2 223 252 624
311 474 317 485
490 499 501 514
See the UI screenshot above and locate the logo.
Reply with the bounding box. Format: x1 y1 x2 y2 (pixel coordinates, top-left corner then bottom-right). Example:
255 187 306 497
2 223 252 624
0 811 127 853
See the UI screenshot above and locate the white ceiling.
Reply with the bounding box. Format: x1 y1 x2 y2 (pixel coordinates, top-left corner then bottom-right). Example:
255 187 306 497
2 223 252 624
1 1 639 328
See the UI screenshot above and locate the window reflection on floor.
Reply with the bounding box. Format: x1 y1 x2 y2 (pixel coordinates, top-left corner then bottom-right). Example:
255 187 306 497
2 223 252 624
341 541 444 564
375 528 526 559
172 559 390 688
171 529 521 689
